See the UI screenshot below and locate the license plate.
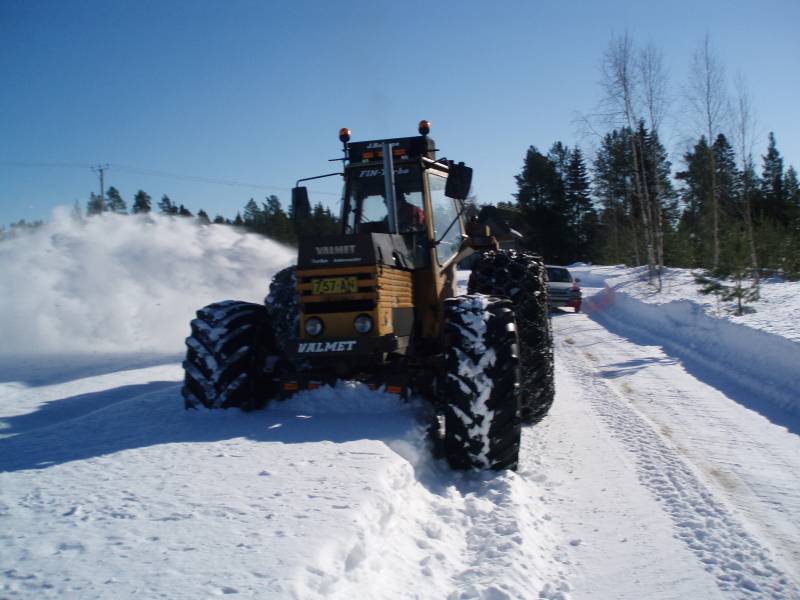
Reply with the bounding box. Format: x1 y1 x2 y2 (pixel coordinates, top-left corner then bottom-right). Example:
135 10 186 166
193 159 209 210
312 277 358 295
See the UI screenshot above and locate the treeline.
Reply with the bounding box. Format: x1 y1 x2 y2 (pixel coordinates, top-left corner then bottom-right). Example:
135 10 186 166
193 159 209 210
509 33 800 290
0 218 45 241
77 187 338 246
515 128 799 270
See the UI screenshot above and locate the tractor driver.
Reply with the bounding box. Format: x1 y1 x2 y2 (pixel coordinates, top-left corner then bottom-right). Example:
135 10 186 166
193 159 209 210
393 192 425 233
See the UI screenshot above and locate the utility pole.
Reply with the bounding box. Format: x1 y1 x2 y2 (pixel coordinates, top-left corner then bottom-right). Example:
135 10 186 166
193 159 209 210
92 164 110 212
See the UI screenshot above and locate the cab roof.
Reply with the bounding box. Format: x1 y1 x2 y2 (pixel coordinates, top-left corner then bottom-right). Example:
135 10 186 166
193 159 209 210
347 136 436 164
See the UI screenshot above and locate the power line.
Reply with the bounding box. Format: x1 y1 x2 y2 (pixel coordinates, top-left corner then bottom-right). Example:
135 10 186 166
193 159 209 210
0 161 93 168
0 161 341 196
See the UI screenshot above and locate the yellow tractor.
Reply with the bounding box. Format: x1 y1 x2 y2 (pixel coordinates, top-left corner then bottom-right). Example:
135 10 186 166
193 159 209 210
182 121 553 470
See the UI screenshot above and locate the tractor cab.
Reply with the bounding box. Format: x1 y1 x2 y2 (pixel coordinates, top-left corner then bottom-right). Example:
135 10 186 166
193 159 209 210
292 122 473 270
285 122 479 381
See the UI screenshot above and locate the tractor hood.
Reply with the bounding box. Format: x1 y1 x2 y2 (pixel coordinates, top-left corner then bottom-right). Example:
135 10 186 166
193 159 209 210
297 233 424 270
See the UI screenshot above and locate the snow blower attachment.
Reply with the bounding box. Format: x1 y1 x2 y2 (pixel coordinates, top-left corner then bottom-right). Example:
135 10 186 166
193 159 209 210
182 121 554 470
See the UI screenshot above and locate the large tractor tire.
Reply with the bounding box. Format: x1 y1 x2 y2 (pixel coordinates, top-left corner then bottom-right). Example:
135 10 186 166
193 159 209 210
182 300 277 410
265 265 299 354
440 295 521 471
468 250 554 424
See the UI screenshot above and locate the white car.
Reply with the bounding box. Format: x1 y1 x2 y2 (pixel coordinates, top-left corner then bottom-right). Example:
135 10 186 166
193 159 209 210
546 265 582 312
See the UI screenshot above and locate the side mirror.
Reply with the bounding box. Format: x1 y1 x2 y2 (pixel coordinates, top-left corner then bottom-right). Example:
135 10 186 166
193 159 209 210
291 187 311 225
574 277 581 283
445 162 473 200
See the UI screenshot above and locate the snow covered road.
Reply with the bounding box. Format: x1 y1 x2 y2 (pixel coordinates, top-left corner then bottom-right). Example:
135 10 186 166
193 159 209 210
542 294 800 598
3 294 799 598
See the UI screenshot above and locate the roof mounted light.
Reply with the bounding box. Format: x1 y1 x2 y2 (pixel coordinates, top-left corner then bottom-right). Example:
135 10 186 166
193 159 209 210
418 120 431 136
339 128 351 143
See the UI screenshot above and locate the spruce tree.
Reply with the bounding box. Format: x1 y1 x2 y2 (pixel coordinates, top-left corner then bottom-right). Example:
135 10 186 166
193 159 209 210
784 166 800 279
514 145 571 263
178 204 193 217
565 147 596 261
243 198 262 228
547 142 570 181
86 193 103 216
759 132 786 221
106 187 127 214
755 133 793 274
261 195 293 243
592 129 638 265
132 190 152 214
158 194 178 215
676 136 713 268
307 202 340 238
196 209 210 224
712 134 743 276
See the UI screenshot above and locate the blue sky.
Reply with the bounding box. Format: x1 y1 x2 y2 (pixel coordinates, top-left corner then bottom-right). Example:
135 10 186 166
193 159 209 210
1 0 798 226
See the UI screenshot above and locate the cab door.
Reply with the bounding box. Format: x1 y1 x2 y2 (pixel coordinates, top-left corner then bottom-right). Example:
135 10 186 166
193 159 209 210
416 169 465 338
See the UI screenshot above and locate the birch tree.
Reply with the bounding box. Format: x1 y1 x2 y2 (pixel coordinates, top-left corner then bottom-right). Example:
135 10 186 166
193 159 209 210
601 32 656 282
686 34 728 272
733 75 760 283
637 42 670 289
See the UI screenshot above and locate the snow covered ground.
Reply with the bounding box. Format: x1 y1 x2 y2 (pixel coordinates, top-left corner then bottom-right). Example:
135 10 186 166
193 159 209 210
1 215 799 598
586 264 800 345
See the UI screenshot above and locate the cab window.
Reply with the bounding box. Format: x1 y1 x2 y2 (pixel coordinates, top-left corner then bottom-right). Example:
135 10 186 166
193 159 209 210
546 267 573 283
344 165 424 234
428 172 462 264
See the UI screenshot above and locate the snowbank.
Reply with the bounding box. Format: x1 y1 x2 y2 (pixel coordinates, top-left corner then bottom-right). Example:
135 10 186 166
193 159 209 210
584 281 800 416
0 209 295 355
591 266 800 344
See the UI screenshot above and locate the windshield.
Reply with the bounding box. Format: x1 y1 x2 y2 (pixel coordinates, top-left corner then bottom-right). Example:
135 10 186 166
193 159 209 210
546 267 573 283
343 165 425 234
428 172 462 264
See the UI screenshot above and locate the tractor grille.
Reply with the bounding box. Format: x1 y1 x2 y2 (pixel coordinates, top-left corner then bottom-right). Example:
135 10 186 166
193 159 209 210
302 300 376 314
296 265 413 312
296 265 414 339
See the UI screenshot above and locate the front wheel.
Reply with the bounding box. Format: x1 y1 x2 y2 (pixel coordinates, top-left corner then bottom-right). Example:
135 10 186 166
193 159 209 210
265 265 299 355
439 295 521 471
182 300 277 410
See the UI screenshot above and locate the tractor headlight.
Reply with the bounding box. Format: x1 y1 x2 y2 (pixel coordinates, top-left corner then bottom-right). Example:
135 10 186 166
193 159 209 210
353 314 373 334
304 317 324 337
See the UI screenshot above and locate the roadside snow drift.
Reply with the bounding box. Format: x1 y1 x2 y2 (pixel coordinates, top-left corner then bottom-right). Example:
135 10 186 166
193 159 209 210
0 209 294 354
572 266 800 416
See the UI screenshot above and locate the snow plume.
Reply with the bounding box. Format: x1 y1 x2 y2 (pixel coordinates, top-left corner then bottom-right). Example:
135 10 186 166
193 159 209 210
0 208 295 354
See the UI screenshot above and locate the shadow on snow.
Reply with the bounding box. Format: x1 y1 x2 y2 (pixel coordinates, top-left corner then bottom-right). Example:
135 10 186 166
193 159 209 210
582 296 800 436
0 353 183 387
0 381 421 473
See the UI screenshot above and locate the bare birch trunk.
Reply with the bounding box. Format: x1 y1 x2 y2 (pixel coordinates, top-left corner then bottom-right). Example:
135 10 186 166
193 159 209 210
638 42 669 291
631 135 656 281
734 77 760 284
688 35 727 274
710 149 720 272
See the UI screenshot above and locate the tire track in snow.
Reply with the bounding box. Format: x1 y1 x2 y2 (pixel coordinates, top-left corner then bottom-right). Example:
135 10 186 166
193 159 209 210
299 427 571 599
584 295 800 575
558 308 798 598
